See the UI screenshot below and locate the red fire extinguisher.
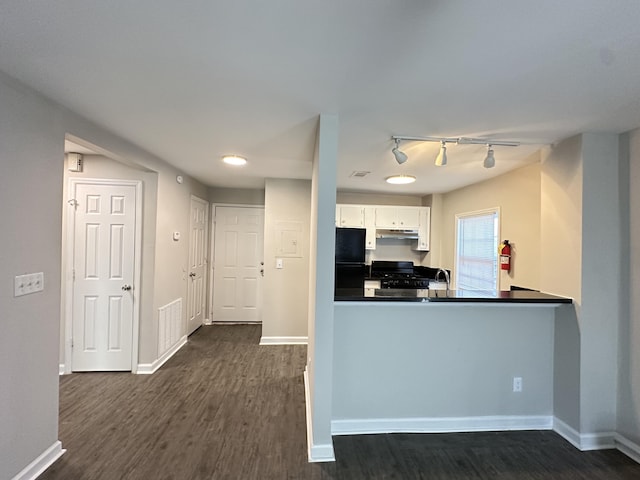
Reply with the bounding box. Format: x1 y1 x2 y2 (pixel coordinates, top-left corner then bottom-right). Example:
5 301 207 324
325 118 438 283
500 240 511 272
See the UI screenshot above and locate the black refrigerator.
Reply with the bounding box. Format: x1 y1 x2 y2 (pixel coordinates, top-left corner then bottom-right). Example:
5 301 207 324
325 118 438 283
335 227 367 295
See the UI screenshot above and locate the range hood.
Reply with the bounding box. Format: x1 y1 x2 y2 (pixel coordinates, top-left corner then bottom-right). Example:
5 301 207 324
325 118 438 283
375 228 419 240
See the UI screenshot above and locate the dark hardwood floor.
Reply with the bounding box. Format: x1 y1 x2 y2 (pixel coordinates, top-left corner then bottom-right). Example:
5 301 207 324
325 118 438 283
42 325 640 479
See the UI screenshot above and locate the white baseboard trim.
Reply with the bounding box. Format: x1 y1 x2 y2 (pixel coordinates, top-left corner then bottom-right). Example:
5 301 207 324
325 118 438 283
260 336 308 345
615 434 640 464
211 320 262 325
12 440 65 480
332 415 553 436
552 417 615 451
303 368 335 463
59 364 65 376
136 335 187 375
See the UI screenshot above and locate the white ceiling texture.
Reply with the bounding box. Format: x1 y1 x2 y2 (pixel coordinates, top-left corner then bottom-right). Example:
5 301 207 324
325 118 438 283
1 1 640 194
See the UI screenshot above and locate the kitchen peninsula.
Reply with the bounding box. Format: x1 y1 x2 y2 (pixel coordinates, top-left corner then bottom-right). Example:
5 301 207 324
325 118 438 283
331 283 573 438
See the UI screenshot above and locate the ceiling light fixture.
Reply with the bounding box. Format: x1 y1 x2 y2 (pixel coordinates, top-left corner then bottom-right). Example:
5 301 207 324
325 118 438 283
222 155 247 166
483 145 495 169
386 175 416 185
390 135 520 167
434 141 447 167
391 138 408 164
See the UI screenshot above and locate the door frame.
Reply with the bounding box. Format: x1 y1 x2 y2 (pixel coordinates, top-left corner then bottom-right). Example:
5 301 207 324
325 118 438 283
208 203 265 323
63 178 143 374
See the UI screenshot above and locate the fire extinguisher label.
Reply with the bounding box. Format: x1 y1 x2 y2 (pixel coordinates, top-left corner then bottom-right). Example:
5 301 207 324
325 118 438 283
500 256 509 264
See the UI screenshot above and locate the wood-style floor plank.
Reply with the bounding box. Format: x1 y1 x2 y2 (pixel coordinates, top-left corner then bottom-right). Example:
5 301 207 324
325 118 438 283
41 325 640 479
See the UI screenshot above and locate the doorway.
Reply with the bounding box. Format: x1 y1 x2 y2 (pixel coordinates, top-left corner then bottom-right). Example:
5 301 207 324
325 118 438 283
65 178 142 372
211 206 264 323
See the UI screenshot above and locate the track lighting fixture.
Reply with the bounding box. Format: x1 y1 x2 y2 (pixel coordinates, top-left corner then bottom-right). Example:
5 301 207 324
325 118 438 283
391 138 408 164
434 141 447 167
390 135 520 168
483 145 495 169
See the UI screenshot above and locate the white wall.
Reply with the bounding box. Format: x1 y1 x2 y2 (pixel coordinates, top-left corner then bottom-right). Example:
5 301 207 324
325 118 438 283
618 128 640 444
209 186 264 205
307 114 338 461
333 303 555 424
0 71 207 478
262 179 311 340
438 160 542 290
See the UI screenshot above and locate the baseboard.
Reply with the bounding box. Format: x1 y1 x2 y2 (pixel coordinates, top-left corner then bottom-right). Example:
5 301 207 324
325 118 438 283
136 335 187 374
211 320 262 325
260 336 308 345
332 415 553 436
615 434 640 464
59 364 65 376
303 368 336 462
12 440 65 480
553 417 615 451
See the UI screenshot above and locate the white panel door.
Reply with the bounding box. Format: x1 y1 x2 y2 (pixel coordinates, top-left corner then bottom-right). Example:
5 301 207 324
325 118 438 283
212 206 264 322
72 183 136 371
187 196 208 335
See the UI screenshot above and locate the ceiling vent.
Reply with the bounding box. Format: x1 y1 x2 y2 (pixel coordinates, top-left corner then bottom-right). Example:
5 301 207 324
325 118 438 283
350 171 371 178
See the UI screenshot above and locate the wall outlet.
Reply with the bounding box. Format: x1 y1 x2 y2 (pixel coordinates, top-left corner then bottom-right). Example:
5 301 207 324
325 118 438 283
513 376 523 392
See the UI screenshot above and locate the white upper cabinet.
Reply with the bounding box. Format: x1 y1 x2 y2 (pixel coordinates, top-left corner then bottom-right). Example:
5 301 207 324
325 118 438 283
335 204 430 251
336 205 364 227
374 206 420 229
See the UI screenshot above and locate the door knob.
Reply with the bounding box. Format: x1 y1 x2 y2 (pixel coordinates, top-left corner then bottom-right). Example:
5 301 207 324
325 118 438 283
122 285 132 291
189 272 196 278
260 269 264 277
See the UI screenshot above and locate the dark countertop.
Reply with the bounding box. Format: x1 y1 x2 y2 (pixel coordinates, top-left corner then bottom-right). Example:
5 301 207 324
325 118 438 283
335 288 572 304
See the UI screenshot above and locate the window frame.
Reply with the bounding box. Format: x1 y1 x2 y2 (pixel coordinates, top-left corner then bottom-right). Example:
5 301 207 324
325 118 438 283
454 207 501 291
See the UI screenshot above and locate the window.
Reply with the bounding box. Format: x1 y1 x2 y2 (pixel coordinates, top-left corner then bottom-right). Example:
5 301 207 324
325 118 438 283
455 209 499 290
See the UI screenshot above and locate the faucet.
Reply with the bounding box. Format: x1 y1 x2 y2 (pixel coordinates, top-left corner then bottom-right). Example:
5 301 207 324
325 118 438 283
435 268 450 293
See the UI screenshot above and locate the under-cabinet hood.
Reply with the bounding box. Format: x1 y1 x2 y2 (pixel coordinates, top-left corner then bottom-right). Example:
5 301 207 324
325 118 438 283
375 228 419 240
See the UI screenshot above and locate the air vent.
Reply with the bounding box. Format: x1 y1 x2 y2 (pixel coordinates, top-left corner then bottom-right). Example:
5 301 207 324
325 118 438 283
350 171 371 178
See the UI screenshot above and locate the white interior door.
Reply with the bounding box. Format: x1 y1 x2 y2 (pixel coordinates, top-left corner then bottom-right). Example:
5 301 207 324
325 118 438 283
187 196 208 335
71 182 137 371
212 206 264 322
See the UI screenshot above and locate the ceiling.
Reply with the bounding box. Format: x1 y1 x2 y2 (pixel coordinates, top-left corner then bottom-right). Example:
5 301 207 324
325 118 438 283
2 1 640 195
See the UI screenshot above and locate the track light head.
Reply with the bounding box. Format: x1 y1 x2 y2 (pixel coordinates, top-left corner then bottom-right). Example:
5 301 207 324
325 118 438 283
435 141 447 167
483 145 495 169
392 138 408 164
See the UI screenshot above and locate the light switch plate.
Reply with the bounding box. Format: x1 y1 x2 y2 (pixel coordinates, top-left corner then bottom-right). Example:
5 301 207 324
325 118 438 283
14 272 44 297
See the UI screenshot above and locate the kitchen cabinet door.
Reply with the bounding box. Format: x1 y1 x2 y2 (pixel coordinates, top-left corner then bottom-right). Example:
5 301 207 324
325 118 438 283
337 205 364 227
364 207 376 249
375 207 399 228
415 207 430 251
396 208 420 228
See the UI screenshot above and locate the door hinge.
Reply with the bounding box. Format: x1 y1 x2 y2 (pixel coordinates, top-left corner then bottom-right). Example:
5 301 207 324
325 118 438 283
72 269 76 281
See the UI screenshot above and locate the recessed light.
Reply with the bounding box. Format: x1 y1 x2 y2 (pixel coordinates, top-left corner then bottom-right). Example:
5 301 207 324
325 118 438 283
386 175 416 185
222 155 247 166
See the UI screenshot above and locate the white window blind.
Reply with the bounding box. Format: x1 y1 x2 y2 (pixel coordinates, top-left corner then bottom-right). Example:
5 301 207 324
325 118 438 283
455 209 499 290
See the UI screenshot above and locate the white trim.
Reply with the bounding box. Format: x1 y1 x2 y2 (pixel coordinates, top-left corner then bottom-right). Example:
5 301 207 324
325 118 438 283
332 415 553 436
260 336 308 345
304 368 336 462
65 178 143 374
59 364 65 376
137 335 187 374
615 434 640 464
11 441 65 480
552 417 615 451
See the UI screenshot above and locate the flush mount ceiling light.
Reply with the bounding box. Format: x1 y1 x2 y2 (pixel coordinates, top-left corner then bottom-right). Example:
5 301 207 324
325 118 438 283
483 145 496 169
434 141 447 167
386 174 416 185
391 138 408 165
390 135 520 167
222 155 247 166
